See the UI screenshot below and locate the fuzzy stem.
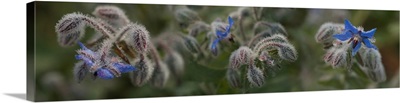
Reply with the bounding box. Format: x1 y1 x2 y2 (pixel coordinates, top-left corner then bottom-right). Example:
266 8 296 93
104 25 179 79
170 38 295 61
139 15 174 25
238 17 246 41
247 32 264 47
149 43 162 68
81 17 114 38
116 24 135 42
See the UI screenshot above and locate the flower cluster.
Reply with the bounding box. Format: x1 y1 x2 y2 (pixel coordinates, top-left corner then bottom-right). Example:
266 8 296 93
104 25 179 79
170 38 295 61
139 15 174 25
315 19 386 82
55 5 179 88
75 41 136 80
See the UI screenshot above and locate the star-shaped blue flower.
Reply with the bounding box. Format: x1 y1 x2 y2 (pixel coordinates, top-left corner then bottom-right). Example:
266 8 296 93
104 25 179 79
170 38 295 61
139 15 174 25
211 16 234 55
75 42 136 79
333 19 378 56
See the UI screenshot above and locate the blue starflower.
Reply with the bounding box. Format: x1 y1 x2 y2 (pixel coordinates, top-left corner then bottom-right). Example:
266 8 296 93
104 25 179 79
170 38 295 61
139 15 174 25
333 19 378 56
75 42 136 79
211 16 234 55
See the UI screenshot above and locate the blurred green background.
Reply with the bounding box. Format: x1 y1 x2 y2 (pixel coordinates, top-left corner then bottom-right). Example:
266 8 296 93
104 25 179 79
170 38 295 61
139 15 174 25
32 1 399 101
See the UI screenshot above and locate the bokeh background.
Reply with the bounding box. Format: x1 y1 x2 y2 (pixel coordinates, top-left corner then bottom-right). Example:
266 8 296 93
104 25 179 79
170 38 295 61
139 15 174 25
31 1 399 101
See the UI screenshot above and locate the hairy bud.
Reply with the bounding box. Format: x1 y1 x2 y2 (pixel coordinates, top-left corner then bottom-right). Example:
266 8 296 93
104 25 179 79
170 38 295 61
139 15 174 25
235 46 254 64
150 62 170 88
188 21 210 37
247 65 265 87
174 7 200 28
130 58 154 86
92 5 129 27
361 48 386 82
55 12 86 47
182 35 200 53
315 23 343 43
228 51 240 69
164 51 185 78
226 68 242 88
126 24 150 54
253 36 297 62
73 61 88 83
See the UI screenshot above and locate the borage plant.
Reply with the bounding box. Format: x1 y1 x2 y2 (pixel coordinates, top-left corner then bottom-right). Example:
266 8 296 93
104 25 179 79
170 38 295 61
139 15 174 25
315 19 386 82
172 6 298 90
55 5 179 88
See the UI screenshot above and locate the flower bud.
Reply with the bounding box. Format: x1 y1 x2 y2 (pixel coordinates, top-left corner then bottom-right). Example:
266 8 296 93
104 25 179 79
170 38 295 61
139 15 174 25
228 51 240 69
130 58 154 86
253 34 289 51
73 61 88 83
126 23 150 54
361 48 386 82
247 65 265 87
315 23 343 43
164 51 185 78
188 21 210 37
226 68 242 88
331 48 347 68
55 12 86 47
174 7 200 28
182 35 200 53
236 46 254 64
254 39 297 62
150 62 170 88
92 5 129 27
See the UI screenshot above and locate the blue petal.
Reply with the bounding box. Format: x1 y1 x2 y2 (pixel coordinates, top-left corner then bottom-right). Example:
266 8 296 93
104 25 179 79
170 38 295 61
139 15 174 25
333 31 352 41
78 42 89 50
361 28 376 38
113 63 136 73
352 42 362 56
362 38 378 50
216 30 227 38
76 55 94 67
211 38 220 55
96 68 114 79
344 19 358 33
226 16 234 33
228 16 234 26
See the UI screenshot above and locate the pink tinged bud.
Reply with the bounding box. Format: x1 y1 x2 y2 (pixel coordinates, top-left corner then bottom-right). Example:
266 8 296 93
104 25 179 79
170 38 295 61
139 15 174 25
331 49 347 68
127 24 150 54
315 23 343 43
55 13 86 47
259 51 276 66
323 48 337 64
92 5 129 27
247 65 265 87
236 46 254 64
228 51 240 69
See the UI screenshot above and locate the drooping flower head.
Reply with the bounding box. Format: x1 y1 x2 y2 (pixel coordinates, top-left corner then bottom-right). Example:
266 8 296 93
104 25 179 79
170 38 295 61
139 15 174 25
210 16 234 55
333 19 378 56
75 42 136 79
